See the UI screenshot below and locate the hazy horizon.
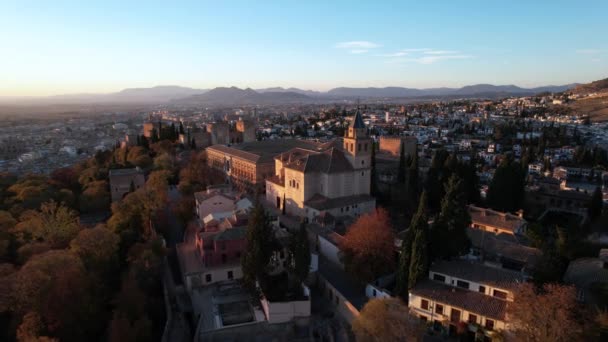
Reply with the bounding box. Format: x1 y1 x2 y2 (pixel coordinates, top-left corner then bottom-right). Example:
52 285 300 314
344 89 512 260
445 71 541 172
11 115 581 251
1 0 607 96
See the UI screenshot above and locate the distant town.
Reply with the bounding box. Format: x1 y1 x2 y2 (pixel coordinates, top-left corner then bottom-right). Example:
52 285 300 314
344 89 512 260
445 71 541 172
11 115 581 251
1 78 608 342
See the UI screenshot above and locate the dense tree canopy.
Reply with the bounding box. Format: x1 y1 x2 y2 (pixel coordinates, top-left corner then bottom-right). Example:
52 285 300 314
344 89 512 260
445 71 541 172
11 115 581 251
340 208 395 282
486 157 526 212
508 283 583 342
352 298 425 342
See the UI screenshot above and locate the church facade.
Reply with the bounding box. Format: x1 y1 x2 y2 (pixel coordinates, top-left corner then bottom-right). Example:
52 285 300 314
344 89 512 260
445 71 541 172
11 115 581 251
266 109 376 221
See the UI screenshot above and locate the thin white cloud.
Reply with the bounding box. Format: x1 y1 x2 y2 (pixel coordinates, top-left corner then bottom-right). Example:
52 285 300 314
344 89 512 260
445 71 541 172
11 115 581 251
335 41 380 49
385 54 473 65
415 55 472 64
377 48 472 64
375 51 410 57
576 49 600 54
423 50 459 55
400 48 431 52
335 41 381 54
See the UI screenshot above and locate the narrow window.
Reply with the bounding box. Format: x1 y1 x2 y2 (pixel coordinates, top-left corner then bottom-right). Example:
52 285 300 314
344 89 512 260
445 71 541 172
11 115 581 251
205 274 212 283
421 299 429 310
435 304 444 315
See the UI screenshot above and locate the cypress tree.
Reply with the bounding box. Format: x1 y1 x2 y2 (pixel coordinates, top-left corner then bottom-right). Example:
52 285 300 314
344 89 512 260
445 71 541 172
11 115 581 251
179 121 185 135
241 202 275 292
588 187 603 220
397 142 406 184
395 191 428 300
407 192 429 289
289 221 311 285
487 157 526 212
405 146 419 205
282 193 286 215
370 141 379 197
432 174 471 260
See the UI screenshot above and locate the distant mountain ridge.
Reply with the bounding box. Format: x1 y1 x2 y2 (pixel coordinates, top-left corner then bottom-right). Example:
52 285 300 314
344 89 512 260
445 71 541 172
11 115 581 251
176 86 311 106
325 84 578 98
0 82 582 106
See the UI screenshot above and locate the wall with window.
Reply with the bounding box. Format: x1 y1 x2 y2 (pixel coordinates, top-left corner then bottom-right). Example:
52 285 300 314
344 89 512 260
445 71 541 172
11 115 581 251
428 271 515 301
408 293 506 332
184 265 243 291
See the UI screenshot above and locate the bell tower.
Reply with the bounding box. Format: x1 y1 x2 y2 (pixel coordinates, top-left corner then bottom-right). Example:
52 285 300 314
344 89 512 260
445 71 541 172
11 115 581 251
343 108 371 171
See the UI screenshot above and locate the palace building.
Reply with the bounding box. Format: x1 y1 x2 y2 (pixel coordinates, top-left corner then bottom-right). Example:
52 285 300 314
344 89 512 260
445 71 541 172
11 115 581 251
265 109 376 221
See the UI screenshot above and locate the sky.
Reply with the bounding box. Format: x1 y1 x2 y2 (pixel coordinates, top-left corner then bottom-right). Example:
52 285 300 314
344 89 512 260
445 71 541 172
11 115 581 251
1 0 607 96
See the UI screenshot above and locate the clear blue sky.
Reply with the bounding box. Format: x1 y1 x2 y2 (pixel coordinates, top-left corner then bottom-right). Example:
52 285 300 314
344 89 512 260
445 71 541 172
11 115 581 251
1 0 607 96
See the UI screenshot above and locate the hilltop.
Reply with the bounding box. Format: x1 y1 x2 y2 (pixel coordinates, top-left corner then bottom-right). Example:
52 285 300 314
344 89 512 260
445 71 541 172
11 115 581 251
566 77 608 122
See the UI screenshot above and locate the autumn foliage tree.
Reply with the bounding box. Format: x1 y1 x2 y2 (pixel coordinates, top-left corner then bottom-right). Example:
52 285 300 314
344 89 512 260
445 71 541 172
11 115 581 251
340 208 395 282
508 283 583 342
353 298 425 342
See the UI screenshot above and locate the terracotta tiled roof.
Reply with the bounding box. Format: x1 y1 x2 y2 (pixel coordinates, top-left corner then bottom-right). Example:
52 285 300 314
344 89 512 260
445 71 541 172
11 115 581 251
281 146 354 174
468 205 525 233
431 260 526 290
410 279 508 321
467 228 541 267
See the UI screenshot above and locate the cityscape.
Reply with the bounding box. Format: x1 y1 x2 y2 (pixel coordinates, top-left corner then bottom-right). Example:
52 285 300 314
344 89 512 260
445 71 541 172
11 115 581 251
1 1 608 342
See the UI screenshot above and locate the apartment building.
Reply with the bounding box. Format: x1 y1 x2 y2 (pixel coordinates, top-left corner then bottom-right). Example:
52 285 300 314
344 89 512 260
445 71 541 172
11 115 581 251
409 260 525 340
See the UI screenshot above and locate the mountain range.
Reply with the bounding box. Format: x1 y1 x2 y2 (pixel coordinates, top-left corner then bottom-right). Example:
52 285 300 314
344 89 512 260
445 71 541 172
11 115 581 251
0 83 582 106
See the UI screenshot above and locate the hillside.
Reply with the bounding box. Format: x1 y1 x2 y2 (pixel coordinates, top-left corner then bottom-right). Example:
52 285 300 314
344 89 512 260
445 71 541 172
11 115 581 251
567 77 608 122
572 77 608 94
175 87 312 106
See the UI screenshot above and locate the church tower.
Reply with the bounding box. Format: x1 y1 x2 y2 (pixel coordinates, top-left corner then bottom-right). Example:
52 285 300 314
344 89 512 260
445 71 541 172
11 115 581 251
343 108 371 195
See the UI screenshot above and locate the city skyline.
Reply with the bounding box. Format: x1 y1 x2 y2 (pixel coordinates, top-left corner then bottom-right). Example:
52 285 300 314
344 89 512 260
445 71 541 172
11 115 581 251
1 0 607 96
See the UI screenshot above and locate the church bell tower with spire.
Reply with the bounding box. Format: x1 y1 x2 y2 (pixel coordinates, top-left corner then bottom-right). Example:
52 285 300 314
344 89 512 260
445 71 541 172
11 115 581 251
343 107 372 194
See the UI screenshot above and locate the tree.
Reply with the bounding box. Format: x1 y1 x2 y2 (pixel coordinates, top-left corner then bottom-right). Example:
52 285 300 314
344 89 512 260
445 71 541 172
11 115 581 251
340 208 395 282
70 224 119 272
370 141 379 197
395 192 428 300
431 174 471 259
288 222 311 285
408 218 429 289
397 143 406 184
486 157 526 212
16 311 58 342
79 180 110 213
241 202 275 291
588 187 603 220
14 201 80 249
405 146 419 205
352 298 425 342
9 250 99 342
508 283 583 342
282 193 286 215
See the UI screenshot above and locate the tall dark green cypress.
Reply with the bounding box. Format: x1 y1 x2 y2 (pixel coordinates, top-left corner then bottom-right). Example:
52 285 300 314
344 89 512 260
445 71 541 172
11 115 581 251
289 221 311 285
395 192 427 300
241 202 274 292
370 141 379 197
432 174 471 260
407 191 429 289
397 142 406 184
